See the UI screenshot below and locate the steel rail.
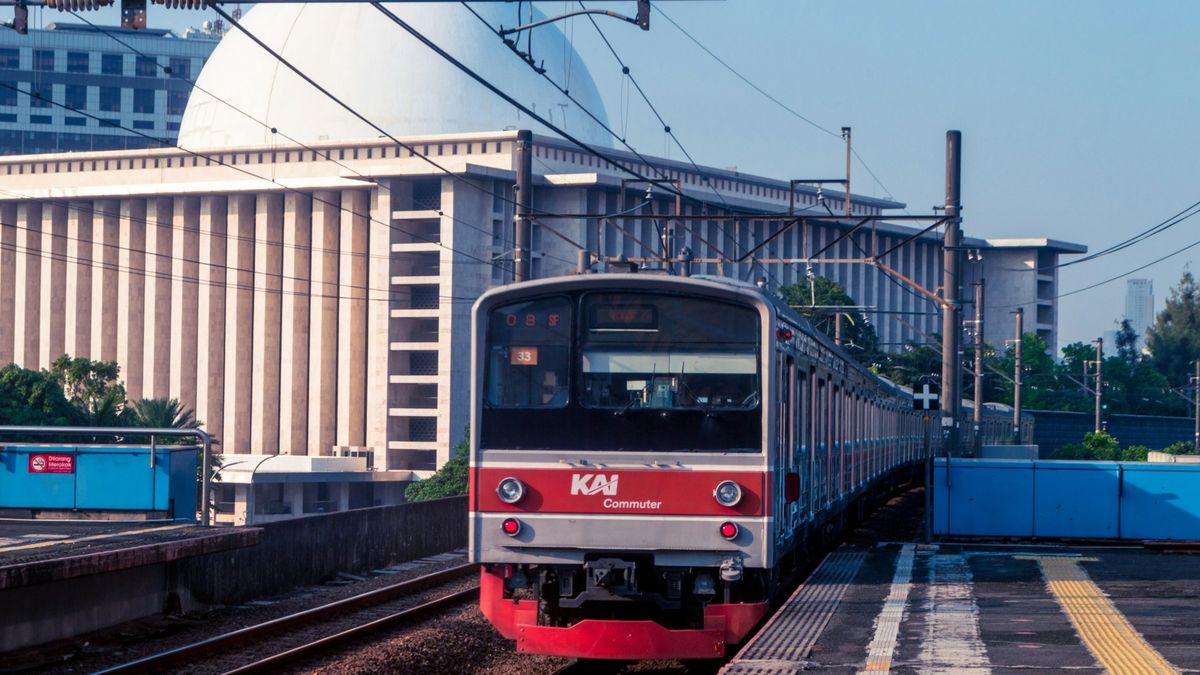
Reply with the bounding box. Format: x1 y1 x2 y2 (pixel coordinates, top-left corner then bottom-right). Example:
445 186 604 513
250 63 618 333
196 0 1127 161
95 561 476 674
226 587 479 674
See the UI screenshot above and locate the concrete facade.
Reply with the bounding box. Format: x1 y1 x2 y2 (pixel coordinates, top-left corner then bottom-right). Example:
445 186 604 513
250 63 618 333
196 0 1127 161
0 131 1083 473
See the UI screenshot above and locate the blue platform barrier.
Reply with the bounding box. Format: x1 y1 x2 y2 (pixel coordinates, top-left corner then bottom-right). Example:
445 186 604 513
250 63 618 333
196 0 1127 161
0 445 199 520
933 458 1200 541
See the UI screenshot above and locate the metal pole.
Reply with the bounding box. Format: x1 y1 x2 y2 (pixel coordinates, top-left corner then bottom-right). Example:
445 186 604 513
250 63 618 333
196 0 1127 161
514 129 533 282
1013 308 1023 443
842 126 852 218
834 312 843 347
1094 337 1103 433
923 413 932 544
973 280 984 454
941 130 963 456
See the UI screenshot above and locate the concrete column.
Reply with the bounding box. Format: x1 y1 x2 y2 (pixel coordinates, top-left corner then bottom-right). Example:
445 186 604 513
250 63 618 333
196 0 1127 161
142 198 174 399
337 190 369 448
64 203 93 359
365 183 392 463
91 200 120 363
251 193 284 455
308 191 340 456
40 203 68 368
279 192 312 456
117 199 147 401
223 195 256 454
169 197 201 412
195 196 228 445
286 483 304 517
14 203 43 369
0 204 16 366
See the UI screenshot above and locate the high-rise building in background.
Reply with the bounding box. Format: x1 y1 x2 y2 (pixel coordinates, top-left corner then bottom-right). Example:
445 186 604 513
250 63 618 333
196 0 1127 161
0 22 218 155
1125 278 1154 349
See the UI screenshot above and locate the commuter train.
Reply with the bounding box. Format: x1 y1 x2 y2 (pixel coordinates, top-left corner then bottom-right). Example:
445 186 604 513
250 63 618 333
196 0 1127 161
468 273 927 660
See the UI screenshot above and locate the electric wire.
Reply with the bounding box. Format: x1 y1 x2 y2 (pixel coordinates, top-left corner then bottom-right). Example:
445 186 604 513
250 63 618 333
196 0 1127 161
62 7 534 267
573 1 731 209
461 1 717 209
653 3 896 201
999 198 1200 273
0 80 520 274
361 2 685 199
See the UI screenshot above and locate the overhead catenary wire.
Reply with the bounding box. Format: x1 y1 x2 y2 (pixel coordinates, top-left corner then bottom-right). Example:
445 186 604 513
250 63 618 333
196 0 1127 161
996 231 1200 311
0 80 524 274
461 1 723 209
653 3 895 201
999 198 1200 274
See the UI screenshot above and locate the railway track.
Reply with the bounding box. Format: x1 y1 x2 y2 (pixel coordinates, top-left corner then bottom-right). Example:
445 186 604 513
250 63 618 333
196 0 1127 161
95 562 478 675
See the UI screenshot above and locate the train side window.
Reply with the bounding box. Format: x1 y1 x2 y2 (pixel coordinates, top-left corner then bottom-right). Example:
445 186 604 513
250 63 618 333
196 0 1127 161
485 296 572 408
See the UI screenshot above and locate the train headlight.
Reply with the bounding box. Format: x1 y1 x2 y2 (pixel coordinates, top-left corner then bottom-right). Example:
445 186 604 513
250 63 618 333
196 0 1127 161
496 477 526 504
714 480 743 507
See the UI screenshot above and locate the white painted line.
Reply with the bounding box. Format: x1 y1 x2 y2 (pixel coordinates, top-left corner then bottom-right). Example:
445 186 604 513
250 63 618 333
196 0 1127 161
860 544 915 673
917 552 991 673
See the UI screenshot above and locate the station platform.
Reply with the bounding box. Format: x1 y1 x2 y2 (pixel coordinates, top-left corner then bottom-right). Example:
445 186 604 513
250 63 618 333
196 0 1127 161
0 520 259 651
723 541 1200 673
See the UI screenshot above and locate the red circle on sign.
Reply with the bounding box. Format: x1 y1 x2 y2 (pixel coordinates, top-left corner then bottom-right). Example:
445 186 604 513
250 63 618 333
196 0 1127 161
31 456 46 472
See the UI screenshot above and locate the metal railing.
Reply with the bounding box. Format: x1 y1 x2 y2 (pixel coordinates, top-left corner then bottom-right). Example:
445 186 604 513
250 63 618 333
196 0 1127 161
0 425 215 526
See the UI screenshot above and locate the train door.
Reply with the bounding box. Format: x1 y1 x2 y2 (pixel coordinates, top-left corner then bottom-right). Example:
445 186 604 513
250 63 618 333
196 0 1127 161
774 352 792 549
835 384 844 504
812 375 825 513
792 366 808 532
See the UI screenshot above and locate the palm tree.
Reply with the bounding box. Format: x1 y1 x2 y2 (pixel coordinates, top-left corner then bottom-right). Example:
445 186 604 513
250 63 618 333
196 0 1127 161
125 397 202 431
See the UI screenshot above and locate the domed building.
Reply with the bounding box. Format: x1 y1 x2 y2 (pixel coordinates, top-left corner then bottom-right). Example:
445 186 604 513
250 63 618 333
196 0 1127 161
178 4 613 148
0 4 1083 523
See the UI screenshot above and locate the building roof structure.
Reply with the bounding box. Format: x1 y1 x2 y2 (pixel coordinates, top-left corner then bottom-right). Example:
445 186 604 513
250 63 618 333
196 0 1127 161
179 3 612 149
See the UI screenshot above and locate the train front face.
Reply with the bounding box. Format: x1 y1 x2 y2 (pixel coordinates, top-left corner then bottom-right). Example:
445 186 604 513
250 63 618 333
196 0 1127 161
470 275 775 660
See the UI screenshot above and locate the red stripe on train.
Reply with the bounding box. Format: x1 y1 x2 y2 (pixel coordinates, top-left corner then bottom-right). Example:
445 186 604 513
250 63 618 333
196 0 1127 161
474 467 767 516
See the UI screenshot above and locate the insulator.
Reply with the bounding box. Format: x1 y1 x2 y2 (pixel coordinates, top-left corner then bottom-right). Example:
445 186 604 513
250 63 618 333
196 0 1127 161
46 0 114 11
151 0 213 8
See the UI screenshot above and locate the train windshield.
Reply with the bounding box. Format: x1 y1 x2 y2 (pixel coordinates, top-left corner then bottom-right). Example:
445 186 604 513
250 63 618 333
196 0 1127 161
481 290 763 452
580 293 760 411
485 296 572 409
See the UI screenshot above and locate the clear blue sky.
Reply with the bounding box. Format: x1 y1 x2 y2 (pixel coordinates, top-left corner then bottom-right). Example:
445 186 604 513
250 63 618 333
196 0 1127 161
33 1 1200 351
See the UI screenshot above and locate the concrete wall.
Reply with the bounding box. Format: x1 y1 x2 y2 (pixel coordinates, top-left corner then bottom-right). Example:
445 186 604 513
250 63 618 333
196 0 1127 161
181 496 467 605
1027 409 1194 454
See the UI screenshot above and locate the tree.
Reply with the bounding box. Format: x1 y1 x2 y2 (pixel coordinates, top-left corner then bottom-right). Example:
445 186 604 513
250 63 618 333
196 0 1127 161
779 276 879 361
406 426 470 502
1147 271 1200 387
0 364 79 427
125 397 202 431
49 354 127 426
1115 319 1140 365
880 340 942 389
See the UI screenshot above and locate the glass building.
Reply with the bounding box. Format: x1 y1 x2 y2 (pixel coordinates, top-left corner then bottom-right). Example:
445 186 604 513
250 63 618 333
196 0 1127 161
0 22 218 155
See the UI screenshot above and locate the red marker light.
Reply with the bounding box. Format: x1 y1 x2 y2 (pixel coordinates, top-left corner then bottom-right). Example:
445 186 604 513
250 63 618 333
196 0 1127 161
719 522 739 540
501 518 522 536
776 328 793 341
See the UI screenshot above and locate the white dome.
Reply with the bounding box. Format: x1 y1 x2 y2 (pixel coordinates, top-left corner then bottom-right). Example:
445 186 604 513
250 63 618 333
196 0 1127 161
179 3 612 148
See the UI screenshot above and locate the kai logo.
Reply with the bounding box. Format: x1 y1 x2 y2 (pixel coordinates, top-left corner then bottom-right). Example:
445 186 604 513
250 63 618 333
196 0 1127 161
570 473 619 496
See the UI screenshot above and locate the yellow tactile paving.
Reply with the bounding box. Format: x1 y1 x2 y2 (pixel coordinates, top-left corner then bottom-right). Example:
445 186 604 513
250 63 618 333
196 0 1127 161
1018 555 1178 675
0 524 190 553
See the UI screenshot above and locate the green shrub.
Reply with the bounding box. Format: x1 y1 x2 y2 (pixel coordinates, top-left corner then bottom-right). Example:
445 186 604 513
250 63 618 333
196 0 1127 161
1161 441 1196 456
1120 445 1151 462
405 427 470 502
1081 431 1120 461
